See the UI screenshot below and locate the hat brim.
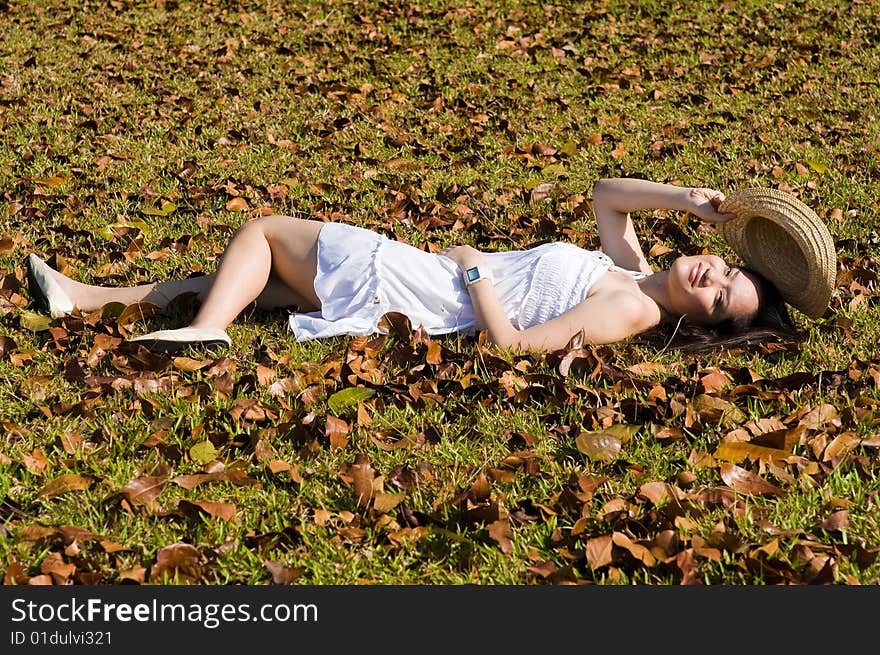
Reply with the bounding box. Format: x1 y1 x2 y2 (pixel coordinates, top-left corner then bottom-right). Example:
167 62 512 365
717 188 836 319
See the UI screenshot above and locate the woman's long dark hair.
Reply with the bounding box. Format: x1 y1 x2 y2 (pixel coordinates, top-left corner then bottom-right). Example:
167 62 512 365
630 268 802 354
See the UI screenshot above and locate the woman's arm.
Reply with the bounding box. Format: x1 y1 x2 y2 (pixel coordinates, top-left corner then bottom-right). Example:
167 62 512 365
471 284 658 352
440 245 659 352
591 178 733 274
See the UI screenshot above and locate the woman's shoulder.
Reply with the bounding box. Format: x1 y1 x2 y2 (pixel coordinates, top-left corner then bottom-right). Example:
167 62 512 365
557 283 660 345
587 278 662 329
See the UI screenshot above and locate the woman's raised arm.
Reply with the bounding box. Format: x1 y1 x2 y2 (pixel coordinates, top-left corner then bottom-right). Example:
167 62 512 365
591 178 733 274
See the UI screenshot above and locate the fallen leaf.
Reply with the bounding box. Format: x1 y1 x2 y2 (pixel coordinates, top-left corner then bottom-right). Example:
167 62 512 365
22 449 49 473
151 543 201 583
799 403 839 429
487 519 513 554
713 442 793 465
585 535 614 569
693 394 746 426
576 431 621 463
328 387 376 414
178 499 236 521
612 531 656 566
20 311 53 331
699 370 732 393
225 197 249 211
189 441 216 465
264 560 304 584
351 459 375 507
117 302 160 327
37 474 94 499
373 492 404 514
325 415 349 450
820 510 849 532
822 431 861 461
719 463 785 496
118 475 167 506
627 362 668 376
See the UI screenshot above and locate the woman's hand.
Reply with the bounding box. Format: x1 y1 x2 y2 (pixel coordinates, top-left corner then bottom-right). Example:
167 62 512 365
685 187 736 223
439 244 485 270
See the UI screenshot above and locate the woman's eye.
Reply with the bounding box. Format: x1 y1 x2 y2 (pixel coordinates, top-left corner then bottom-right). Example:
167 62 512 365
725 267 731 276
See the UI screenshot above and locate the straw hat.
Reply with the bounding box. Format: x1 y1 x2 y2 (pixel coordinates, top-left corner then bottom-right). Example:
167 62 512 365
717 188 836 319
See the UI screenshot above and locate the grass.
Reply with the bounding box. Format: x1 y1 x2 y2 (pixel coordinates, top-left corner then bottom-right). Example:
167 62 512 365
0 0 879 586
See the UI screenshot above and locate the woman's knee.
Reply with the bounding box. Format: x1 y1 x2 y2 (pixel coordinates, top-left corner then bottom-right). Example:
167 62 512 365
234 214 289 239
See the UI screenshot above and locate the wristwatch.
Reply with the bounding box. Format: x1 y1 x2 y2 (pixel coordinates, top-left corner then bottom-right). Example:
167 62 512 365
464 265 491 286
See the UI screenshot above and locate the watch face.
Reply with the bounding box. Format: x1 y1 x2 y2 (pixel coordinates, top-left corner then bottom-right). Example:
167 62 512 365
466 267 480 282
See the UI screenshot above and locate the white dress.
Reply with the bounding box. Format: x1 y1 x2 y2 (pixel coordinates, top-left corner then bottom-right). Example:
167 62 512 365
288 222 646 341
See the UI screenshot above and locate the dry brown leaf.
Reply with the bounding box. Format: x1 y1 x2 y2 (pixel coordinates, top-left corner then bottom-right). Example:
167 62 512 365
750 426 805 450
799 403 839 429
612 531 656 566
585 535 614 569
225 197 249 211
117 565 146 584
256 364 276 386
654 427 686 441
59 431 83 454
373 492 404 514
171 466 260 491
357 402 373 427
693 394 746 426
37 473 94 499
351 459 376 507
18 524 60 541
264 560 304 585
178 499 236 521
639 481 671 505
713 442 793 465
822 431 861 461
576 431 621 462
118 475 167 506
151 543 201 583
4 561 29 584
626 362 668 376
469 472 491 501
487 519 513 554
699 369 732 393
172 356 213 372
820 510 849 532
426 339 443 365
719 463 785 496
41 552 76 585
116 302 160 327
22 449 49 473
326 415 349 450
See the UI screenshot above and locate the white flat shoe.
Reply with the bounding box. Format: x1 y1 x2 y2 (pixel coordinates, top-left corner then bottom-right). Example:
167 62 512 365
128 327 232 354
26 254 75 319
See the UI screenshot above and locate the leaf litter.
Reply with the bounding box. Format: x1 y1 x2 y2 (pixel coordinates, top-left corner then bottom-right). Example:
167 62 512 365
1 1 879 586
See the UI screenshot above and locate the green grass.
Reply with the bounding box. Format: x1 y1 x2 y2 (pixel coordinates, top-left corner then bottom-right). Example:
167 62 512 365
1 0 879 586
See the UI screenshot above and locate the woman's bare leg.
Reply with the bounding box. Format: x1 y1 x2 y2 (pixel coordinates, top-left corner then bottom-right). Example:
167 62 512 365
188 215 322 330
39 216 325 327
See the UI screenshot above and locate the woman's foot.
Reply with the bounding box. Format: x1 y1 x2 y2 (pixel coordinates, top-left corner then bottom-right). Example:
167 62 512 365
26 254 75 318
127 326 232 354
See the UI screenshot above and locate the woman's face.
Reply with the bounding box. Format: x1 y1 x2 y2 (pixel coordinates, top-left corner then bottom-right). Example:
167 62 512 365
666 254 760 325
